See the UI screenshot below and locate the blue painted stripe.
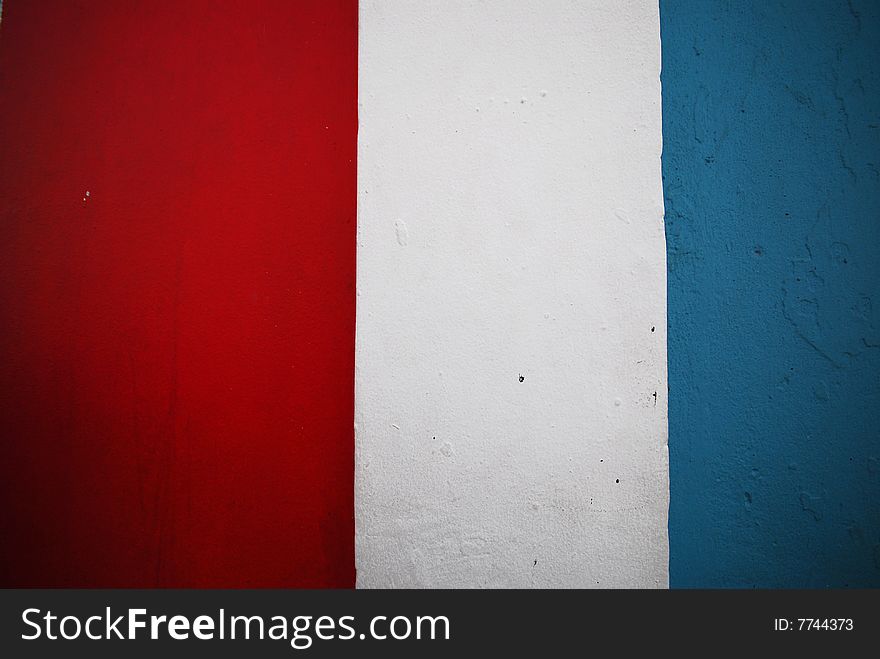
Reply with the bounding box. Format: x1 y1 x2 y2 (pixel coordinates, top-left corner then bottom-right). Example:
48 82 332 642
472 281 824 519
661 0 880 587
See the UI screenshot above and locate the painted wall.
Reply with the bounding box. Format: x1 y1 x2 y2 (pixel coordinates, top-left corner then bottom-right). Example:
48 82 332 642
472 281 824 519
356 0 668 587
662 0 880 587
0 0 357 587
5 0 873 590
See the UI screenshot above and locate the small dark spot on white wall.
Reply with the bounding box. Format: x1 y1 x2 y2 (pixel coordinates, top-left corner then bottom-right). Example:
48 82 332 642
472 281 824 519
518 374 525 382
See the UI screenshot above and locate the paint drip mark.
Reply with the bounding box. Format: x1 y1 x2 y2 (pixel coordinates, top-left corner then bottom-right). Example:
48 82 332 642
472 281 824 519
799 492 824 521
394 219 408 246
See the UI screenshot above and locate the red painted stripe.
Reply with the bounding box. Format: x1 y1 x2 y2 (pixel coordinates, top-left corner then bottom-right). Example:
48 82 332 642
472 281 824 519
0 0 356 587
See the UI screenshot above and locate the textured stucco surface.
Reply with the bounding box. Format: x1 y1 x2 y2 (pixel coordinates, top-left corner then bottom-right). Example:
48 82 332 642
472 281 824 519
356 0 667 587
662 0 880 587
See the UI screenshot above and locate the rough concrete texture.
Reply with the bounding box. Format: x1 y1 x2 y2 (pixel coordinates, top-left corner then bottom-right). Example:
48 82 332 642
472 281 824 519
662 0 880 587
356 0 667 588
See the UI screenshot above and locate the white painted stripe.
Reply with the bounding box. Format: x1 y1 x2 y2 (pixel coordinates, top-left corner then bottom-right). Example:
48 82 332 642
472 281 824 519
356 0 668 588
